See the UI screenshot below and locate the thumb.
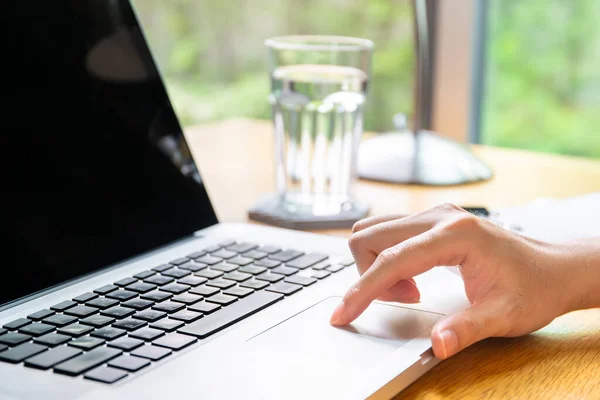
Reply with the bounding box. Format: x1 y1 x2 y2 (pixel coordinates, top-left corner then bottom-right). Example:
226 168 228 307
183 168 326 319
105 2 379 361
431 300 506 359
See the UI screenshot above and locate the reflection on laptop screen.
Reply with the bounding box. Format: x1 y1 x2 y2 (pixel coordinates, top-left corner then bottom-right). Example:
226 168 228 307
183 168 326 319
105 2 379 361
3 1 218 306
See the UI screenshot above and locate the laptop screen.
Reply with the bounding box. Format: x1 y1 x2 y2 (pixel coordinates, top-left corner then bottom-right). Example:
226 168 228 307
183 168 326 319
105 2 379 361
3 1 218 307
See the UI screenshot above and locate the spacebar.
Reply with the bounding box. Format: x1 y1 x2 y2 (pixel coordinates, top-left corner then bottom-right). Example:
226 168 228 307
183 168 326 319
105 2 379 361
178 291 284 339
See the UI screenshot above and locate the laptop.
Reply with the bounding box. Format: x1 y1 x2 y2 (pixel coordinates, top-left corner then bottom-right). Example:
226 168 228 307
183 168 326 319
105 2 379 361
1 1 469 399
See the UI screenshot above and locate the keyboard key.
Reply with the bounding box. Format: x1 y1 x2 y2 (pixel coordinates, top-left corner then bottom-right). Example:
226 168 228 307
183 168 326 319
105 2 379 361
58 324 94 337
284 275 317 286
19 323 55 337
179 291 284 339
326 264 345 273
227 242 257 253
195 269 224 280
55 347 122 376
152 301 185 314
240 279 270 290
218 239 236 247
223 271 252 282
0 343 47 363
27 309 54 321
68 336 105 350
211 263 238 273
206 278 236 289
227 256 253 266
94 285 118 295
169 257 190 266
195 255 222 265
106 290 138 302
178 262 207 272
108 355 150 372
238 265 267 275
203 245 222 253
130 345 171 361
160 283 189 294
256 245 281 254
130 328 164 341
144 275 174 286
4 318 31 330
0 344 6 352
108 337 144 351
114 277 137 287
141 291 172 302
80 315 115 328
101 306 135 319
153 333 197 351
84 366 127 383
43 314 77 327
64 305 98 318
269 250 304 262
73 292 98 303
286 253 328 269
126 282 156 294
205 293 237 306
211 249 237 259
254 259 281 268
170 310 203 323
121 298 154 311
25 346 81 370
50 300 77 312
223 287 254 298
266 282 303 296
86 297 119 310
162 268 190 279
133 310 166 322
0 332 31 346
152 264 172 272
311 270 331 279
186 251 206 260
242 250 268 260
34 333 71 347
272 266 298 276
339 257 356 266
310 261 331 270
178 275 207 287
134 270 155 279
171 293 202 305
256 272 284 283
150 319 184 332
91 327 126 341
189 285 220 297
112 318 147 331
188 302 220 314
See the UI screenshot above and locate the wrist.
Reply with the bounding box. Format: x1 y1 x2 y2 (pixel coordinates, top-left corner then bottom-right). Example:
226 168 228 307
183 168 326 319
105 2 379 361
550 238 600 313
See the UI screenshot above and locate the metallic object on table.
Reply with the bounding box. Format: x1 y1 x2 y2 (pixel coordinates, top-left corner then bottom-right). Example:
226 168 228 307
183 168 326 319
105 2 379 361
357 0 493 186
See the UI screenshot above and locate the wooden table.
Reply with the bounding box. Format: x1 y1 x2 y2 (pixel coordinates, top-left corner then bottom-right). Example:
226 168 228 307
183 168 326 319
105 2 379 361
185 118 600 400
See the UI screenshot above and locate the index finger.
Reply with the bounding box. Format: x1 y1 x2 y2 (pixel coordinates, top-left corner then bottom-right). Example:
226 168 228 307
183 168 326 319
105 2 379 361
331 227 467 326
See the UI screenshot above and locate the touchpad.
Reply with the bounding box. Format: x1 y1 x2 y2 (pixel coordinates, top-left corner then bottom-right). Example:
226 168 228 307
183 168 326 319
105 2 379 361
246 296 443 372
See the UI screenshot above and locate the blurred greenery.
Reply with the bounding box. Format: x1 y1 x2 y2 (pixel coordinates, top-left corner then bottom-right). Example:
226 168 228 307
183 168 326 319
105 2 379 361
133 0 600 158
483 0 600 158
133 0 414 133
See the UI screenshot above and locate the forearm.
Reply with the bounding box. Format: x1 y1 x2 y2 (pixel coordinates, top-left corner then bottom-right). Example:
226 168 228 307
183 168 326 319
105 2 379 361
555 238 600 312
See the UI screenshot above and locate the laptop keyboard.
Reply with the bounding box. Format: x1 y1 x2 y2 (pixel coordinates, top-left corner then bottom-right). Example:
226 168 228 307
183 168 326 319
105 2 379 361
0 240 354 384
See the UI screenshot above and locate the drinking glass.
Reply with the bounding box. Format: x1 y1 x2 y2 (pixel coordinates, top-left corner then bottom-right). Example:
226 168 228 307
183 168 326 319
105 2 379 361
266 35 373 218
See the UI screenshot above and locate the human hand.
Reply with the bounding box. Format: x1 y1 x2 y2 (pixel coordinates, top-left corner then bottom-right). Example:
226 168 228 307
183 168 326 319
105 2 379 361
329 204 580 359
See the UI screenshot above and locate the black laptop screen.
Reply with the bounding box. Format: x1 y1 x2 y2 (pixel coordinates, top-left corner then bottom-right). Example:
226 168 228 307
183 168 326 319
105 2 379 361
3 1 218 306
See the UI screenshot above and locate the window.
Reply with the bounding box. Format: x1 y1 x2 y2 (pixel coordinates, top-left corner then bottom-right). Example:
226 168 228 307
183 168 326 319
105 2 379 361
480 0 600 158
133 0 414 133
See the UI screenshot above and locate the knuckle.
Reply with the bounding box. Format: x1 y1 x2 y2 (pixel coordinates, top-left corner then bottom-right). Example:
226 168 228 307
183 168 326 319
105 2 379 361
351 219 365 234
377 246 401 266
436 202 463 214
444 212 481 233
347 232 364 253
458 314 482 340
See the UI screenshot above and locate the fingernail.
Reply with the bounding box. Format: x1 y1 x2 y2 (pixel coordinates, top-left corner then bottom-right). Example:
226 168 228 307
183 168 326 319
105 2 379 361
439 329 458 358
329 301 346 326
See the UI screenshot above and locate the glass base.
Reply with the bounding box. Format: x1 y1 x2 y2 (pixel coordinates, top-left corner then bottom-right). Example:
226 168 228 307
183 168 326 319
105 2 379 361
248 193 369 230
